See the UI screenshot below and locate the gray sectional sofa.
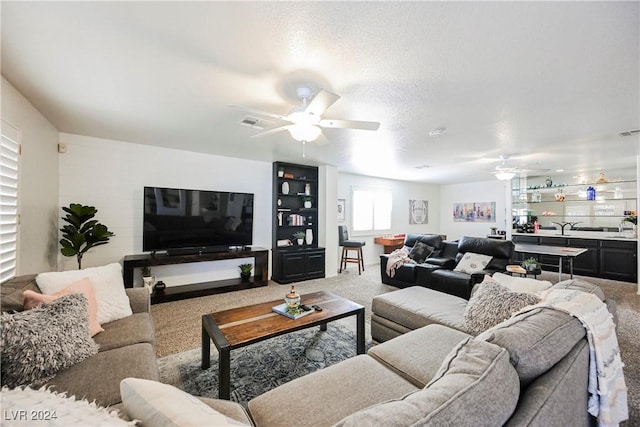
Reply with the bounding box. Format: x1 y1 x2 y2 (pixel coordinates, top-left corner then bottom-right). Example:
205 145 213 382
0 274 159 407
183 278 619 426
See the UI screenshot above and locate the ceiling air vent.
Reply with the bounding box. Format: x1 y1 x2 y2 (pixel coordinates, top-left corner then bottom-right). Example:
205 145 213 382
618 129 640 137
239 116 273 130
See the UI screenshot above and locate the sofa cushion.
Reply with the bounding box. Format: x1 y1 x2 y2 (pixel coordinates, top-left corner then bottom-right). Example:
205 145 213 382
23 277 104 337
0 386 135 426
491 272 553 294
463 281 540 335
403 233 442 252
372 286 467 332
458 235 514 259
94 313 155 352
1 274 39 313
1 294 99 388
36 263 132 324
248 355 419 427
120 378 249 427
478 307 586 385
335 338 520 427
408 241 434 264
553 278 606 301
368 324 470 387
46 342 160 407
454 252 492 274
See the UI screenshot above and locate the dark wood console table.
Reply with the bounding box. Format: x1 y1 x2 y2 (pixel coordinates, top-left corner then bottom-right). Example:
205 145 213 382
122 248 269 304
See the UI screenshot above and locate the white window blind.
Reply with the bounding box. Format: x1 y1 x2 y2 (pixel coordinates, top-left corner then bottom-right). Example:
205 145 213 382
352 188 392 233
1 120 20 283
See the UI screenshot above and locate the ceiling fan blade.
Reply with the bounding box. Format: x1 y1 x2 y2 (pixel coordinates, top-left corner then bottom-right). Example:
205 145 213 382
319 119 380 131
250 125 292 138
304 90 340 116
228 105 290 122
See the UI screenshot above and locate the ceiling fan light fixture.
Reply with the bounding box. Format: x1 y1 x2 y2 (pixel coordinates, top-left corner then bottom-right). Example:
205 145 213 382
495 171 516 181
288 124 321 142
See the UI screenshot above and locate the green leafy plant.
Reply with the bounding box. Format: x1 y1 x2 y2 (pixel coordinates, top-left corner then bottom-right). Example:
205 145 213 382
239 263 253 274
141 265 152 277
59 203 114 269
293 231 306 240
521 257 540 271
623 214 637 226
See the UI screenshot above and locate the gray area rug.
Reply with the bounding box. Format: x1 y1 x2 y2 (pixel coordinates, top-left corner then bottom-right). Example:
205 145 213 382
154 267 639 425
158 322 364 405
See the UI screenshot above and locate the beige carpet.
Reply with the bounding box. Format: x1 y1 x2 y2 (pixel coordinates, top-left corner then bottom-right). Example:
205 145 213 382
152 265 639 425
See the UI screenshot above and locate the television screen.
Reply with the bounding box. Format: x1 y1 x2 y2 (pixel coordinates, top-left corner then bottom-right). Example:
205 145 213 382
143 186 254 253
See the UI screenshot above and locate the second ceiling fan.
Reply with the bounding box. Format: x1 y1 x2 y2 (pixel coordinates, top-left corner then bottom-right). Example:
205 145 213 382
232 87 380 143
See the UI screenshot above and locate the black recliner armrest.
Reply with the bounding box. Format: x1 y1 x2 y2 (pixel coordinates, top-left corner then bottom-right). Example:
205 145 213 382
425 257 457 269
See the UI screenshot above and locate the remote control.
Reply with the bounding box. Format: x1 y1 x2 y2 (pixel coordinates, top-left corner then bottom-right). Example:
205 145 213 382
312 305 323 312
300 304 312 311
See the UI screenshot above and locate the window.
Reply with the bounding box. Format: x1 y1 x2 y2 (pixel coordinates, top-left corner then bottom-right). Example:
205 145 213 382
351 188 392 233
1 120 20 282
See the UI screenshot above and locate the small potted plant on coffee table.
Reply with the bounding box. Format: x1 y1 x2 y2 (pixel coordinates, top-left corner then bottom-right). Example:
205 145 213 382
521 257 541 274
239 263 253 281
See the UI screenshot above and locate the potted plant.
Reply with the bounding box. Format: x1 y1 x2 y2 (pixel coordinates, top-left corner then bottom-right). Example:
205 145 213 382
521 257 541 273
293 231 306 245
239 263 253 280
623 214 637 237
59 203 114 269
141 266 155 290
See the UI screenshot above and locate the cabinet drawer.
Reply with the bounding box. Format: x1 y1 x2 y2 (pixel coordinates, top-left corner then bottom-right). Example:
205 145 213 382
540 237 567 246
513 235 539 244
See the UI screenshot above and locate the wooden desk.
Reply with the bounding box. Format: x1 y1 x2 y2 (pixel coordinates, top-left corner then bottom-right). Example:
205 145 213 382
514 243 588 282
374 235 405 253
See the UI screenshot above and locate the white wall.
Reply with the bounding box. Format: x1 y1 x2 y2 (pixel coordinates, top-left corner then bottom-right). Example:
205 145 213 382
57 133 272 287
319 165 338 278
337 173 440 269
1 77 59 275
439 179 510 241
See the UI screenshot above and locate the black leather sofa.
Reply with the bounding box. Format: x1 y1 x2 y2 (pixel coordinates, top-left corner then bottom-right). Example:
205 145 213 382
379 233 445 288
380 235 515 299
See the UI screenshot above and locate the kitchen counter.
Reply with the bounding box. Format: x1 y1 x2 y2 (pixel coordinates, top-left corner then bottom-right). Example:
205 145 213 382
512 230 637 241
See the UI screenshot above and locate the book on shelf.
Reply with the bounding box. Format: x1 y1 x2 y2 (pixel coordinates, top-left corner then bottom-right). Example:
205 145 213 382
272 303 314 320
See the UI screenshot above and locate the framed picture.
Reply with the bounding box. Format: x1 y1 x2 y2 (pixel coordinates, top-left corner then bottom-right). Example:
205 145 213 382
409 200 428 224
337 199 346 221
453 201 496 222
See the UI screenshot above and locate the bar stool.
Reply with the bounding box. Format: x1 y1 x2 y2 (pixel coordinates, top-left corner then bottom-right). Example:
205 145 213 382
338 225 366 274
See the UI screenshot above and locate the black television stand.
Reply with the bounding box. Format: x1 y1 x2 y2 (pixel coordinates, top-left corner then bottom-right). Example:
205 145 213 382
122 248 269 304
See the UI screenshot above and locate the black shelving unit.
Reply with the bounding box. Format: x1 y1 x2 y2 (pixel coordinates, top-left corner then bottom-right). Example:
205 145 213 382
272 161 325 284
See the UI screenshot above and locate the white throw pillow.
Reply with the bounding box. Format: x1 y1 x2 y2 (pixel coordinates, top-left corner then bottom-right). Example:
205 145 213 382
120 378 249 427
491 272 553 294
454 252 493 274
1 386 135 426
36 263 132 324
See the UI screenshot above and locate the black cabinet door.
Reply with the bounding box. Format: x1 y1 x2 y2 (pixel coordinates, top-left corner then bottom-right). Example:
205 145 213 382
567 238 599 277
281 252 306 281
600 241 637 282
305 249 326 279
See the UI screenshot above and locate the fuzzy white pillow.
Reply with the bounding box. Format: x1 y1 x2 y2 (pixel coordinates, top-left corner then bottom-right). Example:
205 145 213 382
36 263 132 324
454 252 493 274
0 386 135 426
491 272 553 294
120 378 249 427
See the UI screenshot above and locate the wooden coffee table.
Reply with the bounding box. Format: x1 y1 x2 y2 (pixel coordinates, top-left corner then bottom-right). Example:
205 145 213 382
201 291 365 399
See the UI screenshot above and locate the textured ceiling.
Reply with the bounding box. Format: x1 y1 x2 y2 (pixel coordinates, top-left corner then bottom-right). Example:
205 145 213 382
2 1 639 183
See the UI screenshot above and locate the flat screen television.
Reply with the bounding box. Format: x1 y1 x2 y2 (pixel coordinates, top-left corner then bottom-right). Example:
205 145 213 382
143 186 254 254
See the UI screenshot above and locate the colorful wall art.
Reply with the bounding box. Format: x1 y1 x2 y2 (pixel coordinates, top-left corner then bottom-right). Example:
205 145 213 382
453 201 496 222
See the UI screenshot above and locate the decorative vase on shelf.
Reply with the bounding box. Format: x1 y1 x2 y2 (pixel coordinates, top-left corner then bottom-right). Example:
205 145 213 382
305 183 311 195
554 189 565 202
142 276 155 293
304 200 312 208
282 182 289 195
545 176 553 187
297 238 304 245
305 229 313 245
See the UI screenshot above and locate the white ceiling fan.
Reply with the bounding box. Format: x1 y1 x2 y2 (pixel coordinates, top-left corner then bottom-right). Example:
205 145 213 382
491 155 549 180
231 87 380 144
